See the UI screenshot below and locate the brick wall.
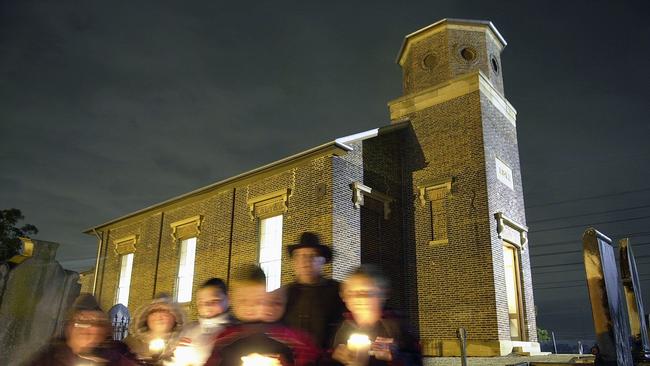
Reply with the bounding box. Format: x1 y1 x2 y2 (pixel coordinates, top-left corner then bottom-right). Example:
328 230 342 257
480 93 537 342
361 130 407 311
97 220 144 313
94 155 341 320
332 143 363 280
404 90 499 342
78 270 94 294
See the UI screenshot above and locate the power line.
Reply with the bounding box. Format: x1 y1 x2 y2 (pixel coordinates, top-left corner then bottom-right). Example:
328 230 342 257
531 231 650 248
530 241 650 258
535 284 586 290
528 204 650 224
525 187 650 209
532 268 649 276
531 239 578 248
532 261 583 269
530 215 650 233
532 256 650 270
534 268 584 274
535 277 650 290
534 279 585 286
534 275 650 286
533 279 650 290
531 249 581 258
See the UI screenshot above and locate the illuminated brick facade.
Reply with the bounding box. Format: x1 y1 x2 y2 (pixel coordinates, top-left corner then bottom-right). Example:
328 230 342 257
86 19 538 356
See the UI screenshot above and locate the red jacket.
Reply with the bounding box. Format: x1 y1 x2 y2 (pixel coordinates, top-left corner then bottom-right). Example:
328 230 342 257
204 322 320 366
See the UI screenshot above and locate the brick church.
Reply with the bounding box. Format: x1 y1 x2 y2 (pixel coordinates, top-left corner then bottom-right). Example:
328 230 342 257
83 19 539 357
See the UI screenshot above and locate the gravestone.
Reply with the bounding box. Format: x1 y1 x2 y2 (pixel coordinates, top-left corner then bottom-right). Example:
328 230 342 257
619 238 650 361
0 263 10 304
0 238 80 366
582 228 633 366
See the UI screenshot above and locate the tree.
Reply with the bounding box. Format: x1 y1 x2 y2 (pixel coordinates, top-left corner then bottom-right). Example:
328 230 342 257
0 208 38 262
537 327 551 342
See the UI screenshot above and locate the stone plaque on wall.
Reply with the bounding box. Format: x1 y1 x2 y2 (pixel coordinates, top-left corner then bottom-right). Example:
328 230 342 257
495 157 514 190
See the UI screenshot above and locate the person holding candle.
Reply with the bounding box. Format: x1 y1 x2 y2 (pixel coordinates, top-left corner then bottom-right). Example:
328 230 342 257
172 278 232 366
205 264 320 366
283 232 346 350
124 293 186 365
25 293 137 366
330 266 421 366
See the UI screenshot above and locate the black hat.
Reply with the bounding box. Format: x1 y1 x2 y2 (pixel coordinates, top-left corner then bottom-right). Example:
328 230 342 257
287 232 333 263
66 293 105 322
72 293 103 312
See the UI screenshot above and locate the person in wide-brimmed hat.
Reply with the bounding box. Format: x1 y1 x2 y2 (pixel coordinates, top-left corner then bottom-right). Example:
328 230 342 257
282 232 346 350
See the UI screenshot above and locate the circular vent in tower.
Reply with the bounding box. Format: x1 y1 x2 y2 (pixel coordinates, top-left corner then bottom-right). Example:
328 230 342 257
421 53 438 70
460 47 477 62
491 55 500 74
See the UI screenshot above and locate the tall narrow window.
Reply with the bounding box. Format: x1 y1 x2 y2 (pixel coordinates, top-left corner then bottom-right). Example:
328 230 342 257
259 215 283 291
176 237 197 303
115 253 134 306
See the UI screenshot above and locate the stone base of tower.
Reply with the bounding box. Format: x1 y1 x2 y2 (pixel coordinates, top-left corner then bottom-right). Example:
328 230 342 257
423 338 545 357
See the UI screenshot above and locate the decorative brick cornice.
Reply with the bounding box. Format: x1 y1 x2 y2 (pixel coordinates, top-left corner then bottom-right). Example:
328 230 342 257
495 212 528 249
388 71 516 126
417 178 453 207
247 188 291 220
350 182 394 220
113 234 138 255
170 215 202 244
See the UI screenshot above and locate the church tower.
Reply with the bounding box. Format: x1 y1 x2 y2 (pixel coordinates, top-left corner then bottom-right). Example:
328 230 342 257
388 19 539 356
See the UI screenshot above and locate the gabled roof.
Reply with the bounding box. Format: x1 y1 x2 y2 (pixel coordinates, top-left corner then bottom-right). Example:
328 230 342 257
83 122 409 234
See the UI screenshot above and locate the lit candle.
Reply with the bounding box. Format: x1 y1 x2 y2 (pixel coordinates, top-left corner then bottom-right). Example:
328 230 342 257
347 333 371 352
174 346 200 366
240 353 279 366
149 338 166 354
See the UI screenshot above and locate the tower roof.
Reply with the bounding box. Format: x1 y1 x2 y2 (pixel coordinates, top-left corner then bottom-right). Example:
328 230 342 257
396 18 507 66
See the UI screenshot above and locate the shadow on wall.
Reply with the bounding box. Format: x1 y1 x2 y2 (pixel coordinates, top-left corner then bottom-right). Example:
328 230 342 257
361 123 425 333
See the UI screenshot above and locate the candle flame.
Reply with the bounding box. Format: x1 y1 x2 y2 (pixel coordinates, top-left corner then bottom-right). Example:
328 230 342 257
241 353 278 366
149 338 166 353
174 346 200 365
347 333 371 348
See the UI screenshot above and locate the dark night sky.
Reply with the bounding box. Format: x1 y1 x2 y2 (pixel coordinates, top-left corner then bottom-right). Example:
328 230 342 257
1 0 649 343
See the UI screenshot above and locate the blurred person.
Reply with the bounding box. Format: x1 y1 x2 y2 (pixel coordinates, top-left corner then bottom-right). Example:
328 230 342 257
283 232 346 349
26 293 136 366
261 287 287 323
330 266 421 366
205 265 319 366
124 294 185 365
172 278 232 366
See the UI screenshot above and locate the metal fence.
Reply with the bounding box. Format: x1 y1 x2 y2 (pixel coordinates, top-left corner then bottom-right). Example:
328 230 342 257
112 315 129 341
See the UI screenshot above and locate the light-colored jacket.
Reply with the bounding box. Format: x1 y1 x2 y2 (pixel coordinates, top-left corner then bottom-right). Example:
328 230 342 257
172 312 232 366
